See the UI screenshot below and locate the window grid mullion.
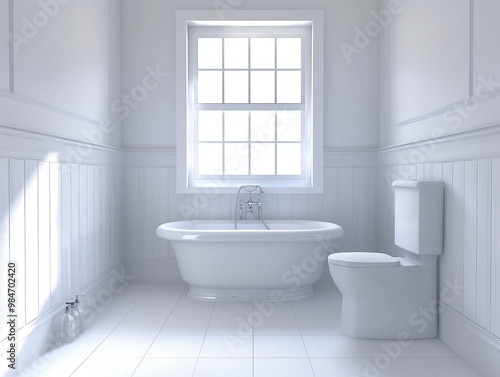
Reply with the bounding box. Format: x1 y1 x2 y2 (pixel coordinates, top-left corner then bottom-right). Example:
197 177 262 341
247 37 251 105
222 38 225 106
247 37 252 175
193 31 309 181
221 38 225 174
275 113 278 176
195 103 304 111
248 111 252 175
222 110 226 175
274 38 278 176
199 68 298 71
199 140 301 144
274 37 278 104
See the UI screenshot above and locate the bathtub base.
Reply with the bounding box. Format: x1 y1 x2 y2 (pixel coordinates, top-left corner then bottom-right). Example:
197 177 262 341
187 284 315 302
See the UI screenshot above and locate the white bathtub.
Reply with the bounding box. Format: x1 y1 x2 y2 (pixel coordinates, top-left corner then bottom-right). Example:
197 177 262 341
156 220 344 302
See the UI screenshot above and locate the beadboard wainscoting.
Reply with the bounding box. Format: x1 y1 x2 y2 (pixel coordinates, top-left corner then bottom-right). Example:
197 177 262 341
123 149 379 281
378 126 500 376
0 127 125 374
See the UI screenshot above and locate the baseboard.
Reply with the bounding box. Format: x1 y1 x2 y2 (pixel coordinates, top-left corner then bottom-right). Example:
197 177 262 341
1 263 126 377
440 304 500 377
125 258 184 283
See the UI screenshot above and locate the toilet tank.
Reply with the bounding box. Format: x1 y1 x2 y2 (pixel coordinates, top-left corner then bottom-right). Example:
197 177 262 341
393 180 445 255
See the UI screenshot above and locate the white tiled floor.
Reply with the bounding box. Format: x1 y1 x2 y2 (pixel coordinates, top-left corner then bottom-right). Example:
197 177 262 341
20 279 487 377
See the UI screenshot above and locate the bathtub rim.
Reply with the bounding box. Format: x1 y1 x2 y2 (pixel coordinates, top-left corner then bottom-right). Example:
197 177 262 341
156 219 344 242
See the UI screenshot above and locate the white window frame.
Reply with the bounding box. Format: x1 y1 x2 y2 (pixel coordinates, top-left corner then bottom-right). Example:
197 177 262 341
176 10 324 194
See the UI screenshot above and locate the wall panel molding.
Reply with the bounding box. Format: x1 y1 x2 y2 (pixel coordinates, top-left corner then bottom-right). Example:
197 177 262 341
379 123 500 166
0 0 110 128
472 0 500 98
0 0 12 93
8 0 12 93
123 126 500 172
390 0 471 125
0 91 107 127
0 125 122 165
9 0 111 126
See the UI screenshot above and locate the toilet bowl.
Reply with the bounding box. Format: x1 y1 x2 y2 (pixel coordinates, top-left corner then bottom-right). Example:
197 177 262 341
329 181 445 339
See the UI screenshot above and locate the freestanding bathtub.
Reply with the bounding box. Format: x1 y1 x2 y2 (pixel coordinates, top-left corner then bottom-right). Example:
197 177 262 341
156 220 343 301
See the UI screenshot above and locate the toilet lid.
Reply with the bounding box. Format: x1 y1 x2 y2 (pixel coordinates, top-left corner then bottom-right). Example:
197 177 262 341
328 252 401 268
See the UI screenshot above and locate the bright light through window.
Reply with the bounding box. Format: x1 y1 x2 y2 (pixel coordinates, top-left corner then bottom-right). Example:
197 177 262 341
195 36 304 177
178 11 324 192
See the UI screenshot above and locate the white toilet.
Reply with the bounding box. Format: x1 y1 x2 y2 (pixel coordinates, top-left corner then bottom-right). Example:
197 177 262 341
328 180 445 339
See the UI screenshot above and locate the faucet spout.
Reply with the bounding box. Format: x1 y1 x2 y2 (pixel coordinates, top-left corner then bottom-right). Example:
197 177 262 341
234 185 270 230
247 201 254 213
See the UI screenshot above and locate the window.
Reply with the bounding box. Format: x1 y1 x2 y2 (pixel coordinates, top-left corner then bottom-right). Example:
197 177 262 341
176 11 324 193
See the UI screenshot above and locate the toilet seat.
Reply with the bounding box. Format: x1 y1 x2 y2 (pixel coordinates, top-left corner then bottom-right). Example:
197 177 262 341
328 252 400 268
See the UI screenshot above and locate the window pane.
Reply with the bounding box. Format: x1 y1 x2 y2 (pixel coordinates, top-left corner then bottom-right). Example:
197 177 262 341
251 111 275 142
277 144 301 175
198 111 223 141
198 143 222 175
224 71 249 103
225 111 249 141
224 38 249 69
198 38 222 69
251 143 275 175
277 110 301 141
225 143 249 175
277 71 301 103
250 71 275 103
277 38 301 69
250 38 275 69
198 71 222 103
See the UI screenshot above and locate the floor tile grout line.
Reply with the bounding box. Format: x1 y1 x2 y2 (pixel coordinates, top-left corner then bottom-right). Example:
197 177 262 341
295 284 363 374
69 286 156 376
130 283 190 376
293 304 318 377
24 281 488 377
68 329 119 376
316 282 343 317
416 357 441 377
191 291 217 377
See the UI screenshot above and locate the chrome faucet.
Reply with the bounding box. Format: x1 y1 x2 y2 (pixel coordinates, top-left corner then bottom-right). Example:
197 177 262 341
242 190 263 214
234 185 270 230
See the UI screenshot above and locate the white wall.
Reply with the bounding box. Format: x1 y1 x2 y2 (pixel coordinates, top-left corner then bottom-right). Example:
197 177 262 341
0 0 122 147
121 0 380 149
379 0 500 147
379 1 500 375
0 0 123 373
